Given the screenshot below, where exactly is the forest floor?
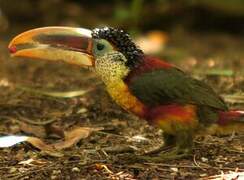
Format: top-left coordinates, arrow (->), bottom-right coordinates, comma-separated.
0,30 -> 243,179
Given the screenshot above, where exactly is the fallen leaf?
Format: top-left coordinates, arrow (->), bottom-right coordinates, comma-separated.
206,169 -> 244,180
18,158 -> 47,166
54,127 -> 102,150
127,135 -> 150,143
0,127 -> 103,157
37,90 -> 89,98
19,122 -> 47,138
17,86 -> 91,98
27,137 -> 56,152
95,163 -> 113,174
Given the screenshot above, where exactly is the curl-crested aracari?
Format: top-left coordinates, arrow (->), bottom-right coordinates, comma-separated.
8,26 -> 244,160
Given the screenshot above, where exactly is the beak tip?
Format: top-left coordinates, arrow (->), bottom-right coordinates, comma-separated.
8,45 -> 17,54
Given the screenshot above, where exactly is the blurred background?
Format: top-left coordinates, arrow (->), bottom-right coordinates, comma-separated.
1,0 -> 244,34
1,0 -> 244,66
1,0 -> 244,50
0,0 -> 244,91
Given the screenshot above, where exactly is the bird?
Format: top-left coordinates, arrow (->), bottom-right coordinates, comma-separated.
8,26 -> 244,160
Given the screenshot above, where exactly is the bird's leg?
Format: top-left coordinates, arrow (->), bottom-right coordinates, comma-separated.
162,131 -> 193,159
142,133 -> 175,155
138,131 -> 193,162
163,133 -> 176,147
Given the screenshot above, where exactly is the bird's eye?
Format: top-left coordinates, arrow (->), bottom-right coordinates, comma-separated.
96,43 -> 105,51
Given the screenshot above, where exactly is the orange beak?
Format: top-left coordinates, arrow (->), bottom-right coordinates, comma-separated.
8,26 -> 94,67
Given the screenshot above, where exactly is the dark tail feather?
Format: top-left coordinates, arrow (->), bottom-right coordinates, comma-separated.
205,110 -> 244,135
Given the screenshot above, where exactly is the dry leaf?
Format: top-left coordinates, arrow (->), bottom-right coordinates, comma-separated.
54,127 -> 101,150
18,158 -> 47,166
0,127 -> 103,157
17,86 -> 90,98
95,163 -> 113,174
19,122 -> 47,138
27,137 -> 55,152
18,121 -> 64,138
26,137 -> 62,157
206,169 -> 244,180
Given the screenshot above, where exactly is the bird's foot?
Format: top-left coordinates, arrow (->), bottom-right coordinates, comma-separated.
137,147 -> 192,162
143,144 -> 173,155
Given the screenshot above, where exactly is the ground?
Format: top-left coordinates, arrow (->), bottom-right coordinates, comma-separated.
0,31 -> 243,179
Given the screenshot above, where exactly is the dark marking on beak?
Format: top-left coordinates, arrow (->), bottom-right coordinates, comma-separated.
34,34 -> 92,54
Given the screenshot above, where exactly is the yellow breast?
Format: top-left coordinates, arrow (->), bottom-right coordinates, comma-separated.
106,80 -> 146,117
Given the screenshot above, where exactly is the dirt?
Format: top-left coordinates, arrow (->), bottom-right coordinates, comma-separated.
0,31 -> 243,179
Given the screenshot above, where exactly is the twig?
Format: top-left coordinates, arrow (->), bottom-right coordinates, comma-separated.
193,154 -> 206,171
15,114 -> 57,125
102,145 -> 136,154
3,159 -> 91,179
144,162 -> 244,171
0,114 -> 58,126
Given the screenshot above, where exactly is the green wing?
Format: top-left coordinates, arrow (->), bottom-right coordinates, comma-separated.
128,68 -> 228,111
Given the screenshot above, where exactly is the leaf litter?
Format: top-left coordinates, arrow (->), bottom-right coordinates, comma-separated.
0,126 -> 103,157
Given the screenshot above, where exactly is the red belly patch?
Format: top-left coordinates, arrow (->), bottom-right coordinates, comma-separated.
146,104 -> 198,134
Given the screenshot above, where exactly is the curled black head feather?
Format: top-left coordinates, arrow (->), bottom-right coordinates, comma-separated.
91,27 -> 144,67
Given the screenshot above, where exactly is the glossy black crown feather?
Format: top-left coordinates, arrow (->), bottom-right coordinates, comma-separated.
91,27 -> 144,67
